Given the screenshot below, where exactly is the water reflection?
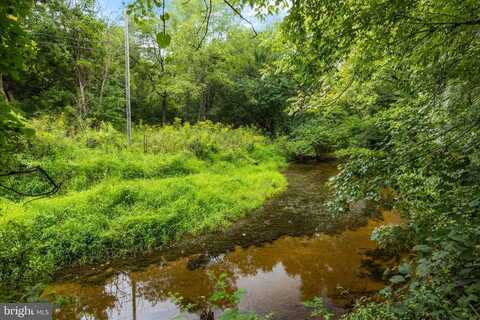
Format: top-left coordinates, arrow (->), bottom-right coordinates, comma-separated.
43,162 -> 401,320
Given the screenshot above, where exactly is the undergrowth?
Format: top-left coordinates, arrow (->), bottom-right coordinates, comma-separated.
0,118 -> 286,300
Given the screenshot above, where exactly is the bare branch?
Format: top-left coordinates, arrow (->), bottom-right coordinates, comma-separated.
0,166 -> 61,200
195,0 -> 212,50
223,0 -> 258,36
317,75 -> 354,109
195,0 -> 209,37
395,14 -> 480,28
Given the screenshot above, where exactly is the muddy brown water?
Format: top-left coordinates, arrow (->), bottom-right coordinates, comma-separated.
42,162 -> 401,320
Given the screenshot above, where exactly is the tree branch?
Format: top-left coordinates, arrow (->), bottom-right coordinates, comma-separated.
195,0 -> 212,50
223,0 -> 257,36
0,166 -> 61,199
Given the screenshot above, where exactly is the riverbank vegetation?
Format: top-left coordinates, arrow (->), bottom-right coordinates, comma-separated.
281,1 -> 480,319
0,119 -> 286,300
1,0 -> 480,318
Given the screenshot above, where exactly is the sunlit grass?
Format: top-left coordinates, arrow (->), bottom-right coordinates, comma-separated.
0,118 -> 286,298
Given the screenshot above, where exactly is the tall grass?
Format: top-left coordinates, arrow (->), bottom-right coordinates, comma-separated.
0,118 -> 286,299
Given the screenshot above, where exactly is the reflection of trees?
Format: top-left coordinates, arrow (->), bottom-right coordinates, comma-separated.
133,258 -> 239,313
123,212 -> 391,316
45,163 -> 401,319
47,216 -> 396,319
223,214 -> 392,305
43,282 -> 117,320
136,259 -> 217,308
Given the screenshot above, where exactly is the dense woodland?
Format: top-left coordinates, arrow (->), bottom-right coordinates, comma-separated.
1,0 -> 480,319
1,0 -> 295,135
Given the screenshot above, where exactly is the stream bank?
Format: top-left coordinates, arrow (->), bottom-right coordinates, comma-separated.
43,162 -> 401,320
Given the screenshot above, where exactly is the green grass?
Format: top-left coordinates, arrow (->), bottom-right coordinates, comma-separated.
0,118 -> 286,299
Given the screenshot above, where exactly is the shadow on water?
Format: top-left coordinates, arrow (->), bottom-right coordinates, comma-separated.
43,161 -> 401,320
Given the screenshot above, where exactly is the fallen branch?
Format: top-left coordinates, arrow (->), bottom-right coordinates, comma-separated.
0,166 -> 61,200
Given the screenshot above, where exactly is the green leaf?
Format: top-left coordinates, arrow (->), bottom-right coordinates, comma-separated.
447,232 -> 466,243
469,198 -> 480,207
417,258 -> 430,277
390,275 -> 406,284
398,263 -> 411,275
156,33 -> 171,49
160,13 -> 170,21
414,244 -> 432,254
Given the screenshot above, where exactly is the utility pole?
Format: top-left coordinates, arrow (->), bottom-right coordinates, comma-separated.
124,9 -> 132,145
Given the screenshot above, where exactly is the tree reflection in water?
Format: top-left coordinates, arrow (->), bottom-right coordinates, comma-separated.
43,163 -> 401,320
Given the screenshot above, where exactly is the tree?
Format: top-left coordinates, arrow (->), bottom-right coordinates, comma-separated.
279,0 -> 480,318
0,0 -> 35,167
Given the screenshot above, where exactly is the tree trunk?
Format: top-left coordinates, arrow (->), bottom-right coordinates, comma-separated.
198,86 -> 208,122
78,77 -> 87,115
161,91 -> 167,126
0,73 -> 5,99
98,55 -> 111,110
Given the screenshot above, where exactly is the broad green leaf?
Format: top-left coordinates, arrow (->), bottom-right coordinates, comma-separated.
390,275 -> 406,284
398,263 -> 411,275
160,13 -> 170,21
447,232 -> 466,243
156,33 -> 171,49
414,244 -> 432,254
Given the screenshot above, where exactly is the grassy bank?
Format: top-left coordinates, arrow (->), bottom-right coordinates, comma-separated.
0,119 -> 286,299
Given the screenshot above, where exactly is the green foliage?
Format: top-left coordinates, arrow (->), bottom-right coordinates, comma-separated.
209,273 -> 245,307
370,224 -> 413,255
0,121 -> 286,300
219,309 -> 271,320
172,273 -> 272,320
8,0 -> 124,124
279,113 -> 378,159
279,0 -> 480,318
156,32 -> 171,48
0,0 -> 35,169
4,0 -> 480,318
5,0 -> 296,132
303,297 -> 334,320
0,0 -> 34,77
0,98 -> 34,167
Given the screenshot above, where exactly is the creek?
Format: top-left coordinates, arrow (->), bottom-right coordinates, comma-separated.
43,162 -> 401,320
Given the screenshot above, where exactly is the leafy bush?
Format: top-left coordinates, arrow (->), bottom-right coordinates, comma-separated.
278,112 -> 381,160
0,97 -> 34,168
303,297 -> 334,320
